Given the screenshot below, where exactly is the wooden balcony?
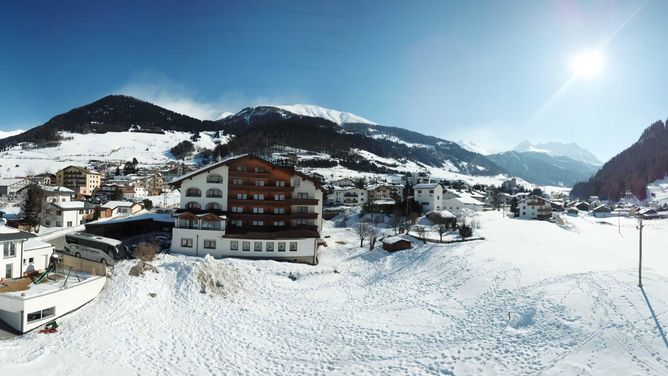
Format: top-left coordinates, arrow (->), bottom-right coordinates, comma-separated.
228,170 -> 271,178
228,212 -> 319,221
287,198 -> 319,205
228,184 -> 293,192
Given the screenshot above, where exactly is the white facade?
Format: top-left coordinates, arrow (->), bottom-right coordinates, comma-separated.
518,195 -> 553,220
179,165 -> 230,211
1,229 -> 53,279
413,183 -> 443,212
328,187 -> 368,207
43,201 -> 92,227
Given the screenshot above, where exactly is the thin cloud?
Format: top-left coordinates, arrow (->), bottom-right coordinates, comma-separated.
117,73 -> 309,120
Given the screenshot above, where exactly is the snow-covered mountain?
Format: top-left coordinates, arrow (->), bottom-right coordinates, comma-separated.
0,129 -> 23,140
270,104 -> 377,125
458,140 -> 492,155
513,141 -> 601,165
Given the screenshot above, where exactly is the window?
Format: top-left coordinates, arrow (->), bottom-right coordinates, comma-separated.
206,188 -> 222,198
277,242 -> 286,252
254,167 -> 265,173
253,194 -> 264,200
201,220 -> 221,230
79,209 -> 83,214
252,220 -> 264,226
232,220 -> 243,226
236,165 -> 247,171
186,202 -> 201,210
236,193 -> 247,199
274,194 -> 285,201
232,178 -> 243,185
206,202 -> 222,210
203,240 -> 216,249
242,241 -> 251,251
67,221 -> 73,227
181,238 -> 193,248
273,207 -> 285,214
27,307 -> 55,323
29,257 -> 34,263
289,242 -> 298,252
266,242 -> 274,252
430,190 -> 434,194
254,242 -> 262,252
207,174 -> 223,183
293,177 -> 300,187
3,242 -> 16,258
186,188 -> 201,197
275,180 -> 286,187
231,207 -> 243,213
273,221 -> 285,227
252,207 -> 264,214
298,192 -> 309,199
255,180 -> 265,186
230,241 -> 239,251
296,219 -> 308,225
297,206 -> 308,213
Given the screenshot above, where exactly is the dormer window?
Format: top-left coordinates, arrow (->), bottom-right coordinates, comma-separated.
207,174 -> 223,184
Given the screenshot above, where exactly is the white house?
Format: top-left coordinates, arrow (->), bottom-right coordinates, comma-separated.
442,188 -> 485,212
518,195 -> 553,220
0,178 -> 31,197
327,187 -> 368,207
43,201 -> 94,228
0,227 -> 54,279
169,154 -> 324,265
98,201 -> 144,218
413,183 -> 443,213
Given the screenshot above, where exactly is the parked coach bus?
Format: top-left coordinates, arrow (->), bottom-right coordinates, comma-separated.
63,232 -> 129,265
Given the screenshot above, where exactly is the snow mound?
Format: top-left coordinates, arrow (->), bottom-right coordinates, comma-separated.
195,255 -> 245,297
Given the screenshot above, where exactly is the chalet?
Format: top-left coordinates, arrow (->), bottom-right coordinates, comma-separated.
169,154 -> 324,265
442,188 -> 484,212
327,187 -> 368,207
637,208 -> 658,219
413,183 -> 443,212
55,166 -> 102,196
43,201 -> 94,227
575,202 -> 590,211
518,195 -> 552,220
592,205 -> 612,217
96,201 -> 144,219
0,178 -> 30,197
382,237 -> 412,252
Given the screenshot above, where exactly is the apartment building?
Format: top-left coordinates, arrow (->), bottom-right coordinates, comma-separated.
55,166 -> 102,196
169,154 -> 324,265
413,183 -> 443,212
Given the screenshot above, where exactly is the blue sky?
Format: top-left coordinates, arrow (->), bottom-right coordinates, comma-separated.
0,0 -> 663,160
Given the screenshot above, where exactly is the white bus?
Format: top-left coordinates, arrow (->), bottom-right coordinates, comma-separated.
63,232 -> 129,265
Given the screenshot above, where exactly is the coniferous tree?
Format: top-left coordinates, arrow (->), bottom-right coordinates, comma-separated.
21,185 -> 43,232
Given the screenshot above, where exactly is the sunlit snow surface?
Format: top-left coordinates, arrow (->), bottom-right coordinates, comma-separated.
2,212 -> 667,375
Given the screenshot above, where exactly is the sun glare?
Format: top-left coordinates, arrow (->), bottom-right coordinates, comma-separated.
570,50 -> 604,79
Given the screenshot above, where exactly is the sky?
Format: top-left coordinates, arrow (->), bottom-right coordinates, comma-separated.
0,0 -> 664,161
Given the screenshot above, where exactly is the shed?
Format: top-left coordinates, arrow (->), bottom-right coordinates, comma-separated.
382,237 -> 412,252
592,205 -> 612,217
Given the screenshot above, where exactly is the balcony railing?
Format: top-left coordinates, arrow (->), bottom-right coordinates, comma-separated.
228,184 -> 293,192
288,198 -> 319,205
228,170 -> 271,178
228,212 -> 319,220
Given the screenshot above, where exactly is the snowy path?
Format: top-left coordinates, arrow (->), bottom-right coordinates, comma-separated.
1,213 -> 668,375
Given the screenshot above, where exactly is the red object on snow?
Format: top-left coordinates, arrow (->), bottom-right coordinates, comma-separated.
39,328 -> 58,334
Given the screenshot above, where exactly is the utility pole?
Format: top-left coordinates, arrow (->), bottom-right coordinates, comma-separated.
637,217 -> 643,288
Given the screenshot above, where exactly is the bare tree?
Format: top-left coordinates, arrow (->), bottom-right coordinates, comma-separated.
356,221 -> 374,248
436,223 -> 449,243
368,226 -> 379,250
405,211 -> 420,233
389,208 -> 403,235
414,225 -> 428,244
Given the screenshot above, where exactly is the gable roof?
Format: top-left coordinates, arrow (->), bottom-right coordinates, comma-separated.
58,165 -> 102,175
51,201 -> 93,210
100,200 -> 140,210
413,183 -> 441,189
169,154 -> 323,188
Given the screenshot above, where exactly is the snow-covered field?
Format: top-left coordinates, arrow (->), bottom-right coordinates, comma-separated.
648,176 -> 668,205
0,131 -> 228,178
2,212 -> 668,375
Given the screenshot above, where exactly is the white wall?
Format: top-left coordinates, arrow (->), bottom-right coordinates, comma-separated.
179,165 -> 229,210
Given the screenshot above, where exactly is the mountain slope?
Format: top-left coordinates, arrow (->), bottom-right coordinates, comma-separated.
513,141 -> 601,165
272,104 -> 376,125
571,120 -> 668,200
0,95 -> 217,150
487,151 -> 599,187
215,107 -> 506,175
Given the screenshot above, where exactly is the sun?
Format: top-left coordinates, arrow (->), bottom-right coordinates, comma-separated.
570,50 -> 604,79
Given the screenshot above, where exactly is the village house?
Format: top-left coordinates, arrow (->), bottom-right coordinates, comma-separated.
55,166 -> 102,196
592,205 -> 612,217
575,201 -> 591,211
96,201 -> 144,219
31,173 -> 56,186
43,201 -> 95,227
17,185 -> 75,223
169,154 -> 324,265
368,183 -> 404,204
413,183 -> 443,212
518,194 -> 553,220
0,227 -> 54,279
327,186 -> 368,207
382,236 -> 412,252
442,188 -> 484,212
0,178 -> 31,197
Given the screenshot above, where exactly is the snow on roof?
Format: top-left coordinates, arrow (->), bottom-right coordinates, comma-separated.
0,178 -> 26,186
101,200 -> 138,209
413,183 -> 440,189
23,237 -> 54,251
382,236 -> 410,245
593,205 -> 611,211
40,185 -> 74,193
452,194 -> 484,205
52,201 -> 89,210
438,210 -> 456,218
